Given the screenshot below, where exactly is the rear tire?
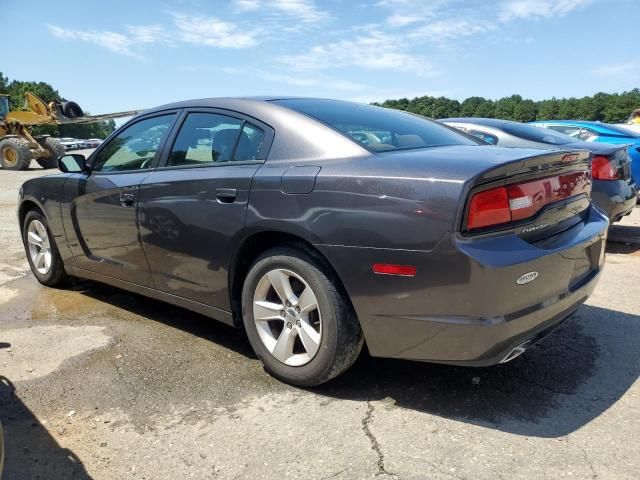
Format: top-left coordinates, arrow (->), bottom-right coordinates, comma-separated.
241,246 -> 363,386
0,137 -> 32,170
22,210 -> 69,287
36,137 -> 65,169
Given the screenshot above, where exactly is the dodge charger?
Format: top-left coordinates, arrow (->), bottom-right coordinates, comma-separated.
18,98 -> 608,386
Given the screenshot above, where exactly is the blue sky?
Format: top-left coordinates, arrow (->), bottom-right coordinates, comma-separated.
2,0 -> 639,115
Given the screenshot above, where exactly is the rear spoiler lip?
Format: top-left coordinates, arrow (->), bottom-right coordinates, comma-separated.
474,149 -> 591,184
587,143 -> 633,157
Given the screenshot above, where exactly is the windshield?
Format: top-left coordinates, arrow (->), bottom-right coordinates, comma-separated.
272,99 -> 480,152
501,122 -> 576,145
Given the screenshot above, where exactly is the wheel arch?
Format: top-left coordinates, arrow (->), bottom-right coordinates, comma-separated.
18,198 -> 46,233
228,230 -> 357,329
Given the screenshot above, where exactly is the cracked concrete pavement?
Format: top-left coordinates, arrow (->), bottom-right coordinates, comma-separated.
1,164 -> 640,479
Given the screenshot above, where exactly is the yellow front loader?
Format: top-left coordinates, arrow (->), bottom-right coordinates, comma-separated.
0,92 -> 140,170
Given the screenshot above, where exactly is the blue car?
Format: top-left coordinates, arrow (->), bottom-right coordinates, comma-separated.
530,120 -> 640,182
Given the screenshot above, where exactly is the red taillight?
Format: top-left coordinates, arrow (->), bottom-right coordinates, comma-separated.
466,171 -> 590,231
591,155 -> 619,180
467,187 -> 511,230
372,264 -> 417,277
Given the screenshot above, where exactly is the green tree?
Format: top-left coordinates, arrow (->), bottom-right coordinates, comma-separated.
7,80 -> 62,111
379,89 -> 640,123
513,99 -> 538,122
460,96 -> 486,117
537,98 -> 560,120
0,72 -> 8,94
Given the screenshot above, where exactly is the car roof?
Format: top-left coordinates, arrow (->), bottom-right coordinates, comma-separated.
531,120 -> 603,126
440,117 -> 519,128
143,96 -> 331,113
136,97 -> 369,161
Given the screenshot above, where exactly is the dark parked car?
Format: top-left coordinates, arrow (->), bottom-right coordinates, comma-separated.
442,118 -> 638,223
18,98 -> 608,386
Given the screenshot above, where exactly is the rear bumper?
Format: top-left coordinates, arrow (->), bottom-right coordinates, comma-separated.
592,178 -> 637,223
318,205 -> 608,366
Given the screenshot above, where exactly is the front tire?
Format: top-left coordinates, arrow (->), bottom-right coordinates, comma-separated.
37,137 -> 65,169
22,210 -> 69,287
0,137 -> 32,170
242,247 -> 363,386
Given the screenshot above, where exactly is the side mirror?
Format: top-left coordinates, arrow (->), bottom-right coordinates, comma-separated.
58,154 -> 87,173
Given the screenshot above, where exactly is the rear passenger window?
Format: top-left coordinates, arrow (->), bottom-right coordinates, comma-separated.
236,123 -> 265,160
167,113 -> 265,167
547,125 -> 581,138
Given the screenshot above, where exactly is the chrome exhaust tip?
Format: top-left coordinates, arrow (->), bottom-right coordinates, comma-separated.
500,340 -> 530,364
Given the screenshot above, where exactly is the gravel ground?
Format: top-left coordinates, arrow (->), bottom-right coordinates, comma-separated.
1,161 -> 639,479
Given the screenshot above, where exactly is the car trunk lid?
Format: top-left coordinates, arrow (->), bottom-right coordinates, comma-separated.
462,149 -> 592,241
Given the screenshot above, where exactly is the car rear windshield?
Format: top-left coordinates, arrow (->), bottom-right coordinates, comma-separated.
501,122 -> 576,145
272,99 -> 480,152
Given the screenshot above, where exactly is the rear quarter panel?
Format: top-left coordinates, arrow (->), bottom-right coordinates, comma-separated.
245,151 -> 469,252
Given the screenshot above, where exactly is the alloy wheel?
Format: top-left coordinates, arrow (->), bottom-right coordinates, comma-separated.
27,219 -> 52,275
253,268 -> 322,366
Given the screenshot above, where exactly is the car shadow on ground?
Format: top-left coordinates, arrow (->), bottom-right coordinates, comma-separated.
71,281 -> 257,360
72,281 -> 639,439
316,304 -> 640,438
0,374 -> 92,479
608,223 -> 640,251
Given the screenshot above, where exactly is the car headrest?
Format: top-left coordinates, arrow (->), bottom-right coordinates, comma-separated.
212,129 -> 239,162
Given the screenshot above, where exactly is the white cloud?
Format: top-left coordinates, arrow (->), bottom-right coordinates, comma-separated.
234,0 -> 261,10
376,0 -> 451,27
593,62 -> 639,77
499,0 -> 592,22
172,13 -> 259,48
48,13 -> 260,56
387,14 -> 420,27
281,31 -> 437,76
48,24 -> 136,56
233,0 -> 329,22
410,19 -> 494,40
127,24 -> 169,44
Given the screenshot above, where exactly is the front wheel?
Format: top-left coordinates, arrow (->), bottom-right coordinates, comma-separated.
22,210 -> 69,287
242,247 -> 363,386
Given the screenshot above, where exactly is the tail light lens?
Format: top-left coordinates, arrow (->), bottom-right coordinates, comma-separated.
591,155 -> 620,180
467,187 -> 510,230
466,171 -> 590,231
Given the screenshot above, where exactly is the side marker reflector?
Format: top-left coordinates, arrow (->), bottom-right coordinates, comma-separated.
372,264 -> 416,277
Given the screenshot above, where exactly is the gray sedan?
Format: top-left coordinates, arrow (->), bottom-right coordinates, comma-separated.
18,98 -> 607,386
441,118 -> 637,223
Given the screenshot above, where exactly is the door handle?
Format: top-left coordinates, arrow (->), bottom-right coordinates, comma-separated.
216,188 -> 237,203
119,192 -> 135,207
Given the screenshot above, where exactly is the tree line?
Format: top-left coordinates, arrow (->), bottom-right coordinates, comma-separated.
377,90 -> 640,123
0,71 -> 116,139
